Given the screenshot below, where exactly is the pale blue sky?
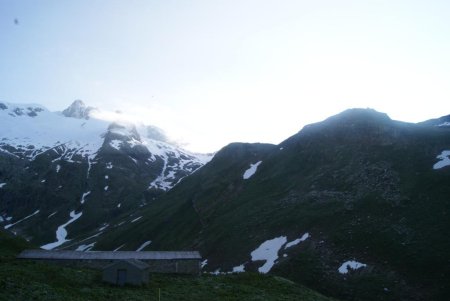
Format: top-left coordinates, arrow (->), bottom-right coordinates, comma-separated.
1,0 -> 450,152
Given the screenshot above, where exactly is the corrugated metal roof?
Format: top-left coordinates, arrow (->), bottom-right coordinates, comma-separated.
104,259 -> 150,270
17,249 -> 202,260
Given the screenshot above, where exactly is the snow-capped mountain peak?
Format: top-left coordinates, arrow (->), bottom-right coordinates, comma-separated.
0,100 -> 212,182
62,99 -> 97,120
0,100 -> 212,252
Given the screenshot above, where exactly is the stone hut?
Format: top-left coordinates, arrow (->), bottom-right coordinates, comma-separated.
102,259 -> 150,286
17,250 -> 202,274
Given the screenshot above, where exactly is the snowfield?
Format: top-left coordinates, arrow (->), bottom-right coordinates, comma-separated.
0,102 -> 212,191
250,236 -> 287,273
0,103 -> 106,161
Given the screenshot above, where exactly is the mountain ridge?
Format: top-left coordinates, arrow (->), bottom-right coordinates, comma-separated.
0,100 -> 212,251
92,107 -> 450,301
1,104 -> 450,300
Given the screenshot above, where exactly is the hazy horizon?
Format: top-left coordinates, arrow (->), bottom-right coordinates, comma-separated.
2,0 -> 450,152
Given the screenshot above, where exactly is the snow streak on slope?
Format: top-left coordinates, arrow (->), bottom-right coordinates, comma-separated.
41,210 -> 82,250
131,216 -> 142,223
80,191 -> 91,204
4,210 -> 40,229
433,150 -> 450,169
136,240 -> 152,251
243,161 -> 262,180
76,242 -> 96,251
285,233 -> 310,249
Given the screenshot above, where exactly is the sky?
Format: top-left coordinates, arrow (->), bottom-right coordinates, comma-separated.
1,0 -> 450,153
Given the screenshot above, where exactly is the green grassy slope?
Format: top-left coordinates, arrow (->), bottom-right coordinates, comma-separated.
94,109 -> 450,301
0,230 -> 337,301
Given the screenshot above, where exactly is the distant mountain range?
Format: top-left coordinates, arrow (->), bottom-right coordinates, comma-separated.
0,100 -> 211,248
1,102 -> 450,301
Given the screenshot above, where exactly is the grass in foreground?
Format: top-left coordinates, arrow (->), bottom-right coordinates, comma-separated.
0,259 -> 338,301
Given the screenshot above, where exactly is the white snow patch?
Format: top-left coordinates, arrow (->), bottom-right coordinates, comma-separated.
109,139 -> 122,150
201,259 -> 208,269
285,233 -> 310,249
211,269 -> 222,275
117,203 -> 121,208
114,244 -> 125,251
433,150 -> 450,169
56,164 -> 61,173
250,236 -> 287,273
105,175 -> 109,179
98,224 -> 109,231
80,191 -> 91,204
104,186 -> 108,191
41,179 -> 46,183
106,162 -> 113,169
40,210 -> 82,250
338,260 -> 367,274
243,161 -> 262,180
47,211 -> 57,218
76,242 -> 96,251
232,264 -> 245,273
131,216 -> 142,223
4,210 -> 40,229
136,240 -> 152,251
280,147 -> 284,150
0,183 -> 6,188
438,122 -> 450,127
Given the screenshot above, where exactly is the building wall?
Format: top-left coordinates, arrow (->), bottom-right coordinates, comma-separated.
143,259 -> 200,275
24,258 -> 200,274
102,262 -> 149,285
